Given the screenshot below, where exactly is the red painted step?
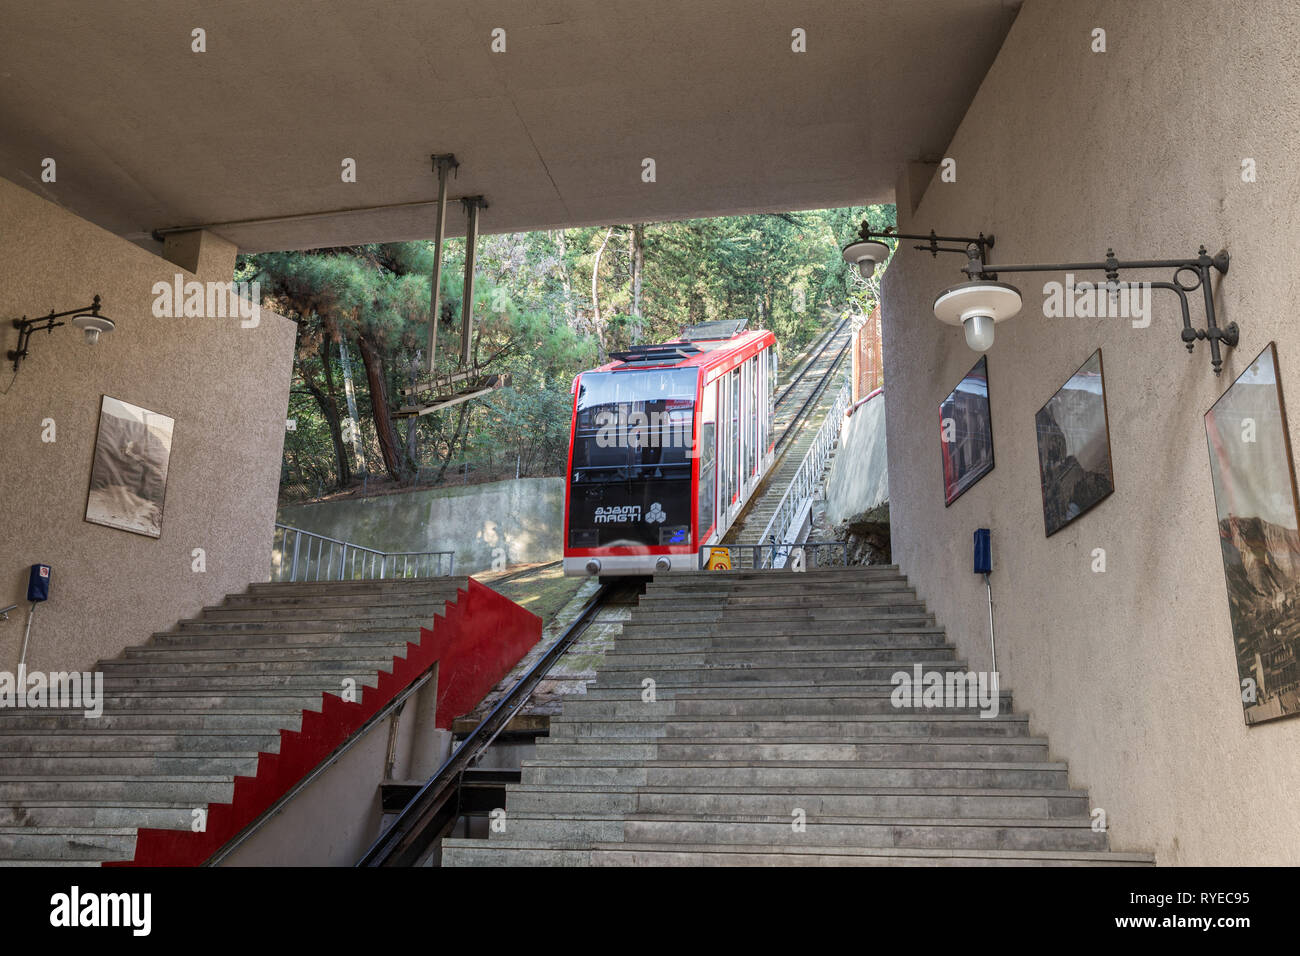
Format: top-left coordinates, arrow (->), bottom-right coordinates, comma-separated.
107,577 -> 540,867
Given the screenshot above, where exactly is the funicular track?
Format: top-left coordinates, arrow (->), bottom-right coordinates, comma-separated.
358,580 -> 639,866
721,317 -> 854,547
361,320 -> 856,866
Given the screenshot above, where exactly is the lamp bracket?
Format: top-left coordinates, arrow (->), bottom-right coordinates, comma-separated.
963,246 -> 1235,374
6,296 -> 105,373
858,221 -> 995,264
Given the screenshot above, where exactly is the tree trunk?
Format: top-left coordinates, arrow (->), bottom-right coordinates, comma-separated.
630,223 -> 644,343
404,355 -> 421,478
305,333 -> 351,488
435,401 -> 472,484
356,332 -> 407,483
302,369 -> 350,489
591,226 -> 614,359
337,335 -> 367,477
556,229 -> 576,328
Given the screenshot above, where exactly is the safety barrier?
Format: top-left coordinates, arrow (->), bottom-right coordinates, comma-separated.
271,524 -> 454,581
753,380 -> 852,565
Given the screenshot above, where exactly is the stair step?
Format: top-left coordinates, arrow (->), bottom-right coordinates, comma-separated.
520,759 -> 1070,790
200,603 -> 447,622
532,737 -> 1049,762
98,657 -> 398,676
563,693 -> 1014,717
608,633 -> 950,651
0,731 -> 283,752
0,712 -> 302,731
590,662 -> 968,685
603,647 -> 959,666
0,827 -> 137,860
0,802 -> 203,829
246,578 -> 467,597
501,811 -> 1110,851
0,776 -> 236,803
549,715 -> 1026,739
0,753 -> 262,775
147,630 -> 419,648
616,620 -> 936,637
124,643 -> 411,662
505,784 -> 1086,818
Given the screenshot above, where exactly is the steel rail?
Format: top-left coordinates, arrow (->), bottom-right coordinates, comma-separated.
775,330 -> 852,453
774,315 -> 851,410
356,581 -> 617,867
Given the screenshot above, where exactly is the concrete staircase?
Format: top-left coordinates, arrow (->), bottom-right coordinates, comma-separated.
442,567 -> 1154,866
0,577 -> 473,866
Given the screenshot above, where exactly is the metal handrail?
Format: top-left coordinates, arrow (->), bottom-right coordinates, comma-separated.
271,524 -> 455,582
698,540 -> 849,571
845,385 -> 884,417
755,380 -> 851,565
358,581 -> 618,866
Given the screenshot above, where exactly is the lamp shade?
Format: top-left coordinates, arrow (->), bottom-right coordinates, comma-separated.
934,281 -> 1021,352
841,239 -> 892,276
72,313 -> 115,345
932,281 -> 1023,326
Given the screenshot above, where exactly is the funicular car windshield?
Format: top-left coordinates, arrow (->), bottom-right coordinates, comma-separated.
568,367 -> 697,548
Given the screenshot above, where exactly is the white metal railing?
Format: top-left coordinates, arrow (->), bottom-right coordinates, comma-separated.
754,380 -> 852,567
271,524 -> 455,582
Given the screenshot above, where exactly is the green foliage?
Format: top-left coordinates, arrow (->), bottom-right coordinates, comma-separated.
245,204 -> 890,498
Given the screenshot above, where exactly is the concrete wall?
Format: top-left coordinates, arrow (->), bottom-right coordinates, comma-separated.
220,681 -> 452,867
825,395 -> 889,530
0,176 -> 296,674
880,0 -> 1300,865
278,477 -> 564,576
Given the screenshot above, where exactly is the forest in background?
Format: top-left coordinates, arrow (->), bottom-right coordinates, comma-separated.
240,203 -> 893,501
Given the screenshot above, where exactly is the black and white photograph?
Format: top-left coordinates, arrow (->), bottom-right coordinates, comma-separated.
1035,349 -> 1115,536
84,396 -> 175,538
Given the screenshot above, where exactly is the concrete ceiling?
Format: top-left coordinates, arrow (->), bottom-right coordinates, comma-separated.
0,0 -> 1019,252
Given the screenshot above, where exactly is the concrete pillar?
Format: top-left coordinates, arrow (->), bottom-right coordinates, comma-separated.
405,664 -> 453,780
894,161 -> 938,231
160,229 -> 237,279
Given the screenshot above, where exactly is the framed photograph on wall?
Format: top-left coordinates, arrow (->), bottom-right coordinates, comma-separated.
85,396 -> 175,538
1205,342 -> 1300,726
1035,349 -> 1115,536
940,355 -> 994,506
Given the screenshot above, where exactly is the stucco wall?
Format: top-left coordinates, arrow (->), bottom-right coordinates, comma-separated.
0,176 -> 296,674
277,477 -> 564,576
825,395 -> 889,530
880,0 -> 1300,865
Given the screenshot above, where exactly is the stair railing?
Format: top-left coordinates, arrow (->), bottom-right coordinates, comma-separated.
754,379 -> 852,566
271,524 -> 455,582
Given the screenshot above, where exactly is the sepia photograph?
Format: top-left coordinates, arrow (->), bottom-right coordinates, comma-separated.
1205,343 -> 1300,725
1035,349 -> 1115,536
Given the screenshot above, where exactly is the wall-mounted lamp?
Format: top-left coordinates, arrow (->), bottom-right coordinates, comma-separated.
842,223 -> 995,280
7,295 -> 114,373
934,280 -> 1023,352
951,243 -> 1235,374
846,216 -> 1237,375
